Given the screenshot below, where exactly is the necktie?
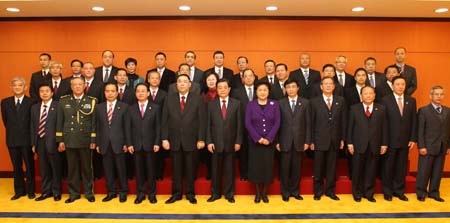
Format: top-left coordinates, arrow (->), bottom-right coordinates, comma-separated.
104,68 -> 110,82
107,103 -> 113,125
140,103 -> 145,118
248,87 -> 253,101
400,64 -> 405,74
397,97 -> 403,116
338,74 -> 344,86
436,106 -> 442,114
291,99 -> 296,113
119,88 -> 124,101
85,82 -> 90,94
303,70 -> 309,85
42,71 -> 47,78
180,96 -> 186,112
53,80 -> 58,94
38,105 -> 47,138
269,77 -> 273,85
217,68 -> 222,78
370,75 -> 375,88
152,90 -> 156,101
326,98 -> 332,110
365,106 -> 371,117
15,99 -> 21,110
221,100 -> 227,120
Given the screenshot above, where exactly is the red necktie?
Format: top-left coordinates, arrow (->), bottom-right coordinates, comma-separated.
221,100 -> 227,120
119,88 -> 124,101
53,81 -> 58,94
85,82 -> 90,94
152,90 -> 156,101
140,103 -> 145,118
326,98 -> 332,110
365,106 -> 371,117
180,96 -> 186,112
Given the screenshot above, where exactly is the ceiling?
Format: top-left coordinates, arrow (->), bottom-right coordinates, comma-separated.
0,0 -> 449,18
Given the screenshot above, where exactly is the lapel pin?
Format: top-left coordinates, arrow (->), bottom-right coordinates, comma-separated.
375,107 -> 378,111
336,102 -> 339,105
298,102 -> 302,106
270,101 -> 274,105
148,106 -> 152,110
406,102 -> 409,105
117,106 -> 121,110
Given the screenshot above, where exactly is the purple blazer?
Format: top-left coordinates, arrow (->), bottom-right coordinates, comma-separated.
245,99 -> 281,143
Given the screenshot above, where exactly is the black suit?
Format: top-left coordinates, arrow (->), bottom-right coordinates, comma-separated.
94,66 -> 119,83
96,101 -> 130,196
394,64 -> 417,95
118,85 -> 136,106
347,103 -> 388,198
278,96 -> 311,198
344,86 -> 363,108
206,98 -> 242,198
192,67 -> 204,84
145,68 -> 177,93
52,79 -> 71,101
366,72 -> 385,88
1,96 -> 35,196
129,101 -> 161,199
259,76 -> 285,100
162,93 -> 206,199
30,70 -> 51,103
30,100 -> 61,196
231,72 -> 259,90
289,68 -> 321,99
204,67 -> 233,81
310,95 -> 347,196
375,80 -> 393,102
149,89 -> 168,179
85,79 -> 105,104
380,94 -> 417,196
334,72 -> 355,89
416,104 -> 450,198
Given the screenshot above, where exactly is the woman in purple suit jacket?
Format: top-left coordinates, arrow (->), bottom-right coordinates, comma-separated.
245,81 -> 281,203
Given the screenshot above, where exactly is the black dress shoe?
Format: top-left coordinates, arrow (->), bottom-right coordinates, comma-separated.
417,196 -> 425,202
326,193 -> 340,201
149,197 -> 157,204
354,197 -> 361,202
394,194 -> 409,201
54,195 -> 61,201
262,195 -> 269,203
87,197 -> 95,202
207,196 -> 220,202
313,195 -> 321,201
292,194 -> 303,200
35,193 -> 53,201
226,197 -> 235,203
165,196 -> 181,204
282,196 -> 289,202
134,196 -> 145,204
102,194 -> 117,202
65,196 -> 81,203
429,196 -> 445,202
366,197 -> 376,202
384,195 -> 392,201
28,194 -> 36,199
119,195 -> 127,203
10,193 -> 25,200
254,194 -> 261,203
188,197 -> 197,204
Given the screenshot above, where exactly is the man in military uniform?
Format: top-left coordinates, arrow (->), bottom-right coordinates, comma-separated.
56,77 -> 97,203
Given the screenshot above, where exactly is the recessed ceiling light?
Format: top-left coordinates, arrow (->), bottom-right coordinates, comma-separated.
178,5 -> 191,11
92,6 -> 105,12
265,6 -> 278,11
352,7 -> 365,12
435,8 -> 448,13
6,7 -> 20,12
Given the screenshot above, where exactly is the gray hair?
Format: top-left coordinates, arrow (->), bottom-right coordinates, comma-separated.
10,76 -> 26,86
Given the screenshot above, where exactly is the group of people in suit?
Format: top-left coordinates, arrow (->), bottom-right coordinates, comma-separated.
1,47 -> 449,206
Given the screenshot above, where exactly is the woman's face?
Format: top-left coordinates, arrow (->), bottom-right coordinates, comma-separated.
206,75 -> 218,89
256,84 -> 269,100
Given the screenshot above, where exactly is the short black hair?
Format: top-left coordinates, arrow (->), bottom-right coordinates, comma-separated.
236,56 -> 248,63
276,63 -> 288,71
264,59 -> 276,66
38,83 -> 53,93
322,64 -> 336,73
354,67 -> 368,77
135,83 -> 149,92
185,51 -> 196,59
364,57 -> 377,64
360,85 -> 375,94
104,82 -> 118,91
392,76 -> 406,85
394,47 -> 407,53
255,81 -> 271,93
115,68 -> 127,75
178,63 -> 190,71
155,52 -> 167,59
70,59 -> 83,67
102,50 -> 115,58
40,53 -> 51,60
125,57 -> 137,66
177,74 -> 191,82
320,76 -> 335,85
384,65 -> 400,75
216,78 -> 231,88
213,50 -> 224,58
284,78 -> 299,88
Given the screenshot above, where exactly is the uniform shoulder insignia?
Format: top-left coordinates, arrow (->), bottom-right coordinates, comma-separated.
60,95 -> 70,99
87,96 -> 98,101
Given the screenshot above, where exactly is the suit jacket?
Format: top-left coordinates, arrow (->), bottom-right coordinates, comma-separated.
192,67 -> 204,84
366,72 -> 385,88
94,66 -> 119,83
161,93 -> 206,151
86,79 -> 105,103
204,67 -> 234,81
129,101 -> 161,152
393,64 -> 417,95
30,101 -> 58,153
168,82 -> 201,95
206,98 -> 243,152
145,68 -> 177,93
52,78 -> 71,101
149,89 -> 167,107
259,76 -> 285,100
347,103 -> 389,154
334,72 -> 355,89
381,94 -> 417,148
245,99 -> 280,144
310,95 -> 347,151
1,96 -> 32,147
417,104 -> 450,155
344,86 -> 362,108
278,97 -> 311,151
375,80 -> 393,102
231,73 -> 259,89
96,101 -> 131,154
310,81 -> 344,98
30,70 -> 52,103
118,85 -> 136,105
289,68 -> 321,99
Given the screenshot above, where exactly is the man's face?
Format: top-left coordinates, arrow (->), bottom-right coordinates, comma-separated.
71,61 -> 82,74
355,70 -> 367,85
148,72 -> 161,88
178,65 -> 190,75
71,78 -> 85,95
214,53 -> 224,67
126,62 -> 136,74
285,82 -> 299,97
39,86 -> 53,102
50,64 -> 61,77
155,55 -> 166,68
392,79 -> 406,95
185,52 -> 196,66
217,82 -> 230,98
177,76 -> 191,94
237,58 -> 248,72
386,68 -> 400,82
104,84 -> 118,102
102,51 -> 114,67
300,54 -> 310,68
82,63 -> 95,78
11,80 -> 26,96
361,87 -> 375,104
243,70 -> 255,86
430,89 -> 445,105
395,48 -> 406,63
322,67 -> 335,78
114,70 -> 128,85
275,66 -> 288,81
40,55 -> 51,69
364,59 -> 376,73
335,56 -> 347,72
320,78 -> 335,94
265,62 -> 275,75
135,85 -> 150,101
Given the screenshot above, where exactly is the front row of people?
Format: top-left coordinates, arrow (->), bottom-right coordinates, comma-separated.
1,73 -> 449,205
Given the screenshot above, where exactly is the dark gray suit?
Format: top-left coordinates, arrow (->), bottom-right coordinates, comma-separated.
289,68 -> 321,99
394,64 -> 417,95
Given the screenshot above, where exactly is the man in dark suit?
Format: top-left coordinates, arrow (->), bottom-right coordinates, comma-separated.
276,78 -> 311,202
30,53 -> 52,103
69,59 -> 83,79
168,63 -> 201,95
416,86 -> 450,202
393,47 -> 417,95
334,55 -> 355,90
145,52 -> 177,92
364,57 -> 385,89
230,69 -> 257,181
203,51 -> 233,88
94,50 -> 118,84
128,83 -> 161,204
310,77 -> 346,201
272,63 -> 290,99
375,65 -> 400,102
231,56 -> 251,89
345,68 -> 367,108
95,83 -> 131,203
259,60 -> 285,100
185,51 -> 204,84
1,77 -> 35,200
206,79 -> 242,203
115,68 -> 136,105
48,61 -> 70,101
162,74 -> 206,204
289,53 -> 322,99
310,64 -> 344,98
30,84 -> 62,201
381,76 -> 417,202
347,86 -> 388,202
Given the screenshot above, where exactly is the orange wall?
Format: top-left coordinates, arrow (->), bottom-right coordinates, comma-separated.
0,19 -> 449,172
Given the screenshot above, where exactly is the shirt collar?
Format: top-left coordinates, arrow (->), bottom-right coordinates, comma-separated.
139,100 -> 148,108
179,92 -> 189,99
15,95 -> 24,102
219,96 -> 229,105
288,95 -> 298,102
362,102 -> 374,111
431,102 -> 441,110
322,94 -> 333,102
394,92 -> 404,100
107,99 -> 117,108
74,94 -> 84,100
42,99 -> 52,108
